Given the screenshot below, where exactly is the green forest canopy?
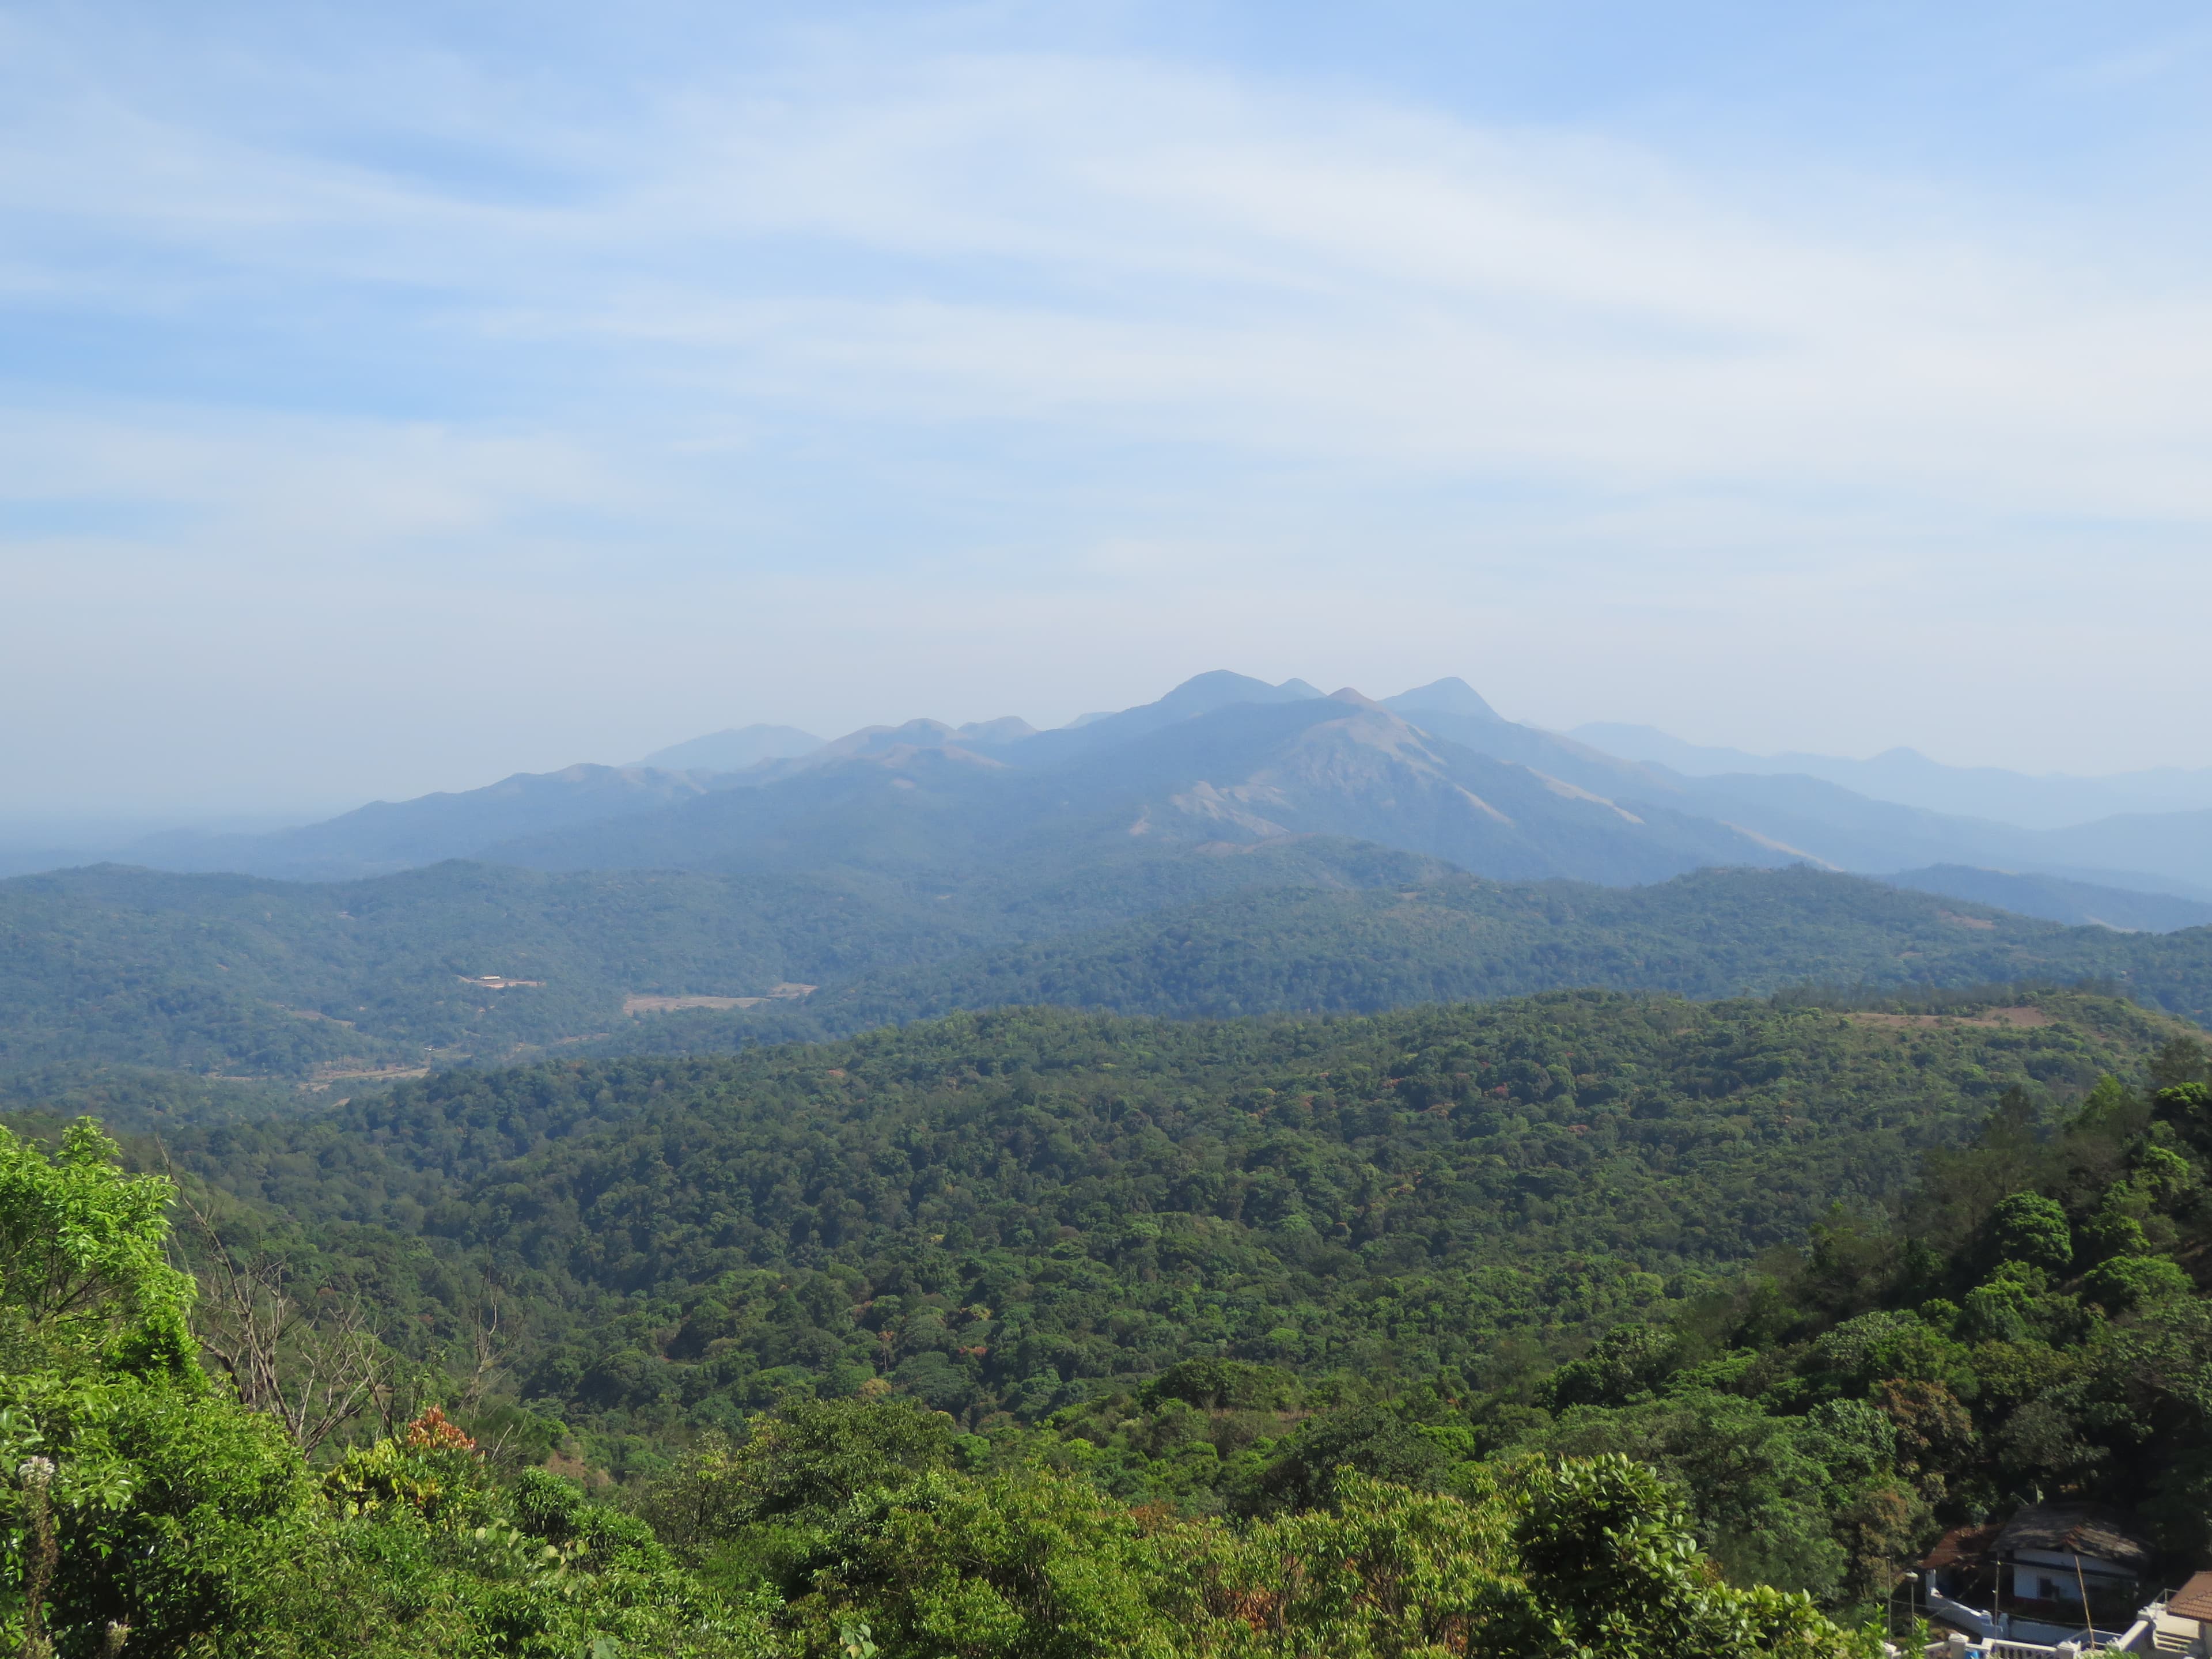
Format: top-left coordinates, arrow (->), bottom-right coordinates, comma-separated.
0,1105 -> 1883,1657
5,988 -> 2210,1651
5,857 -> 2209,1089
129,990 -> 2184,1456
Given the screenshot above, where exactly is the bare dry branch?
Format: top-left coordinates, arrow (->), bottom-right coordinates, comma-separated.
162,1150 -> 392,1455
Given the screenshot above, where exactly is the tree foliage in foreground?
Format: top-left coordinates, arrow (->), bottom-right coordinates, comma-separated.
0,1118 -> 766,1657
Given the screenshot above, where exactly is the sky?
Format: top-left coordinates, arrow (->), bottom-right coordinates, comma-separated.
6,0 -> 2212,817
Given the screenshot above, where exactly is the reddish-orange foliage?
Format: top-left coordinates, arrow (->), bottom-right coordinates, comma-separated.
403,1406 -> 479,1456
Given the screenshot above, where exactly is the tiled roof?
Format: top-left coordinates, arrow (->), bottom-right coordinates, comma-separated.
2169,1572 -> 2212,1623
1923,1524 -> 2003,1571
1990,1506 -> 2156,1575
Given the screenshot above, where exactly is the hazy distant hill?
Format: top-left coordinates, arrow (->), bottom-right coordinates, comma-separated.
1305,684 -> 2212,897
1881,863 -> 2212,933
636,723 -> 822,770
487,688 -> 1802,887
2026,806 -> 2212,892
1013,670 -> 1326,763
0,812 -> 327,881
116,764 -> 731,882
1664,779 -> 2212,899
1382,679 -> 1676,802
1577,721 -> 2212,828
26,671 -> 2212,899
1381,701 -> 2202,896
1656,770 -> 2024,872
1380,675 -> 1501,721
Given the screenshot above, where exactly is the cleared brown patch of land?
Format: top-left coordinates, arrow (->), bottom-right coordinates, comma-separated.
305,1064 -> 433,1092
624,994 -> 760,1014
624,984 -> 817,1016
1846,1005 -> 2052,1031
1937,910 -> 1999,931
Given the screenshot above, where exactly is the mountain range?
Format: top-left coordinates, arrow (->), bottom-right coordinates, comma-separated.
635,723 -> 823,771
9,668 -> 2212,1101
58,670 -> 2212,926
1577,720 -> 2212,829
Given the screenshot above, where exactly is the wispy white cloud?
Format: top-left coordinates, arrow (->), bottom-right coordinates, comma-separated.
21,38 -> 2209,509
3,4 -> 2212,801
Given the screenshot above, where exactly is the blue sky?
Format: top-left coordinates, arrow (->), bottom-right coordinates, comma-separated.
6,0 -> 2212,812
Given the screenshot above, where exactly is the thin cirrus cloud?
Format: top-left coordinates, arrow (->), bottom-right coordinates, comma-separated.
2,3 -> 2211,812
14,30 -> 2203,502
577,58 -> 2212,513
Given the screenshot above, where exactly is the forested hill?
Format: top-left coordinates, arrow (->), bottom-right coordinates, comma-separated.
138,988 -> 2188,1472
649,868 -> 2212,1042
6,854 -> 2211,1091
0,836 -> 1438,1086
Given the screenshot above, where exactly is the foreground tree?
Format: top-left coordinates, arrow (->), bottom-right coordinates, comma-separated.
0,1120 -> 773,1657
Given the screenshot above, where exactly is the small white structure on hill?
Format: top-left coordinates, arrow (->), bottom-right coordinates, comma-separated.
1921,1504 -> 2161,1646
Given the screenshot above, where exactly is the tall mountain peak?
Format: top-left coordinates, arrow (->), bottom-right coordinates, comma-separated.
638,724 -> 823,772
1153,671 -> 1321,715
1382,679 -> 1501,722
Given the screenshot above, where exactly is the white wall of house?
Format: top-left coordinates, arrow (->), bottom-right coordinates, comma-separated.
2008,1552 -> 2136,1605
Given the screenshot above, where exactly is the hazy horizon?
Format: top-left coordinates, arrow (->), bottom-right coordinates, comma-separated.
11,666 -> 2212,834
9,1 -> 2212,814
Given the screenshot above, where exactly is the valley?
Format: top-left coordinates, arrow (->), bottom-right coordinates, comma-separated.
8,668 -> 2212,1654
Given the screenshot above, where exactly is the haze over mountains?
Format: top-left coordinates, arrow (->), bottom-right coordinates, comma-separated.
1578,720 -> 2212,830
12,843 -> 2212,1097
8,665 -> 2212,1102
41,668 -> 2212,927
635,724 -> 823,772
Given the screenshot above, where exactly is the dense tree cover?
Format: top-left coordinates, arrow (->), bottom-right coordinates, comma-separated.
683,1037 -> 2212,1627
116,990 -> 2181,1486
0,838 -> 1473,1080
1434,1040 -> 2212,1618
5,994 -> 2203,1647
0,857 -> 946,1080
1001,1048 -> 2212,1512
770,869 -> 2212,1033
0,1118 -> 1877,1656
0,1067 -> 297,1136
6,855 -> 2209,1085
